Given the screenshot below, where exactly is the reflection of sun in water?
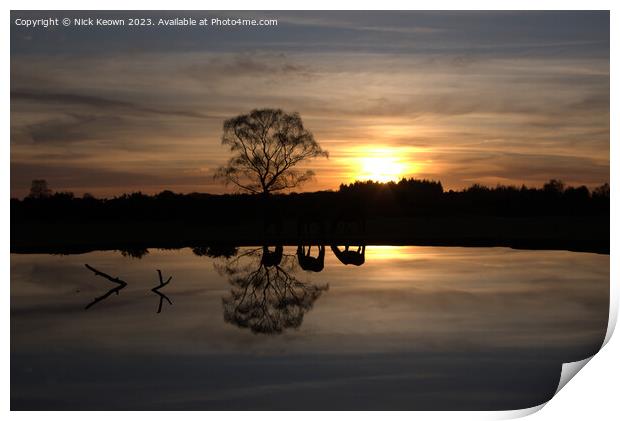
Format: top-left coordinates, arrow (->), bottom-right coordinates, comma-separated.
354,148 -> 416,182
365,246 -> 414,261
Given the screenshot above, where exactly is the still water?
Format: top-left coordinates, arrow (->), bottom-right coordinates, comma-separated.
11,246 -> 609,410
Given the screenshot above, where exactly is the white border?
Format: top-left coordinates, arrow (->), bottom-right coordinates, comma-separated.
3,1 -> 617,420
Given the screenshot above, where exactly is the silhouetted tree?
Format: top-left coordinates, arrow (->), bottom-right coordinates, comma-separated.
215,109 -> 328,196
52,191 -> 74,200
544,179 -> 565,196
28,179 -> 51,199
593,183 -> 610,198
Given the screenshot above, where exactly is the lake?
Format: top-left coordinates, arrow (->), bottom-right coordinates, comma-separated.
10,246 -> 609,410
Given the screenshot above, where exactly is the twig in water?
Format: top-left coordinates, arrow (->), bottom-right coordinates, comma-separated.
84,264 -> 127,310
152,269 -> 173,313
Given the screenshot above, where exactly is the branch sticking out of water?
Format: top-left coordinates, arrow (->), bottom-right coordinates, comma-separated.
84,264 -> 127,310
152,269 -> 172,313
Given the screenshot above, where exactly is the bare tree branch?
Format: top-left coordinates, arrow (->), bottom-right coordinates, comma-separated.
152,269 -> 173,313
84,264 -> 127,310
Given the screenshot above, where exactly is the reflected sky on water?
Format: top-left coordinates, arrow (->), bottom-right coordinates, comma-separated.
11,246 -> 608,410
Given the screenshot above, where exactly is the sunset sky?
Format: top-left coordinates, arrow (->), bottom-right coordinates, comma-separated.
10,11 -> 609,198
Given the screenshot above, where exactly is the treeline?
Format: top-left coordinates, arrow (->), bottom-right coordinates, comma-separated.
11,178 -> 610,225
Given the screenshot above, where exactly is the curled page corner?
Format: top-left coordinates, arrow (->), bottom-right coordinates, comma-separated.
603,291 -> 618,347
492,356 -> 595,420
493,402 -> 547,420
554,356 -> 594,396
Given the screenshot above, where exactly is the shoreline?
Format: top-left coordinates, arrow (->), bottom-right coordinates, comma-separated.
11,216 -> 609,255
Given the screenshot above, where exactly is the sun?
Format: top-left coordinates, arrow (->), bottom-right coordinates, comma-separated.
355,148 -> 411,182
359,156 -> 404,182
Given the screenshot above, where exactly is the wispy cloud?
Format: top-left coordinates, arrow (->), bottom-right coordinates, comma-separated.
12,90 -> 217,120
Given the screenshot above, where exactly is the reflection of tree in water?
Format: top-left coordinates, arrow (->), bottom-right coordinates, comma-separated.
192,245 -> 238,259
220,247 -> 328,335
118,247 -> 149,259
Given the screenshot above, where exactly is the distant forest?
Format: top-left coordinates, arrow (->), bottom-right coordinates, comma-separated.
11,178 -> 610,224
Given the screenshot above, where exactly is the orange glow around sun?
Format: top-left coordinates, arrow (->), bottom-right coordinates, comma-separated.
352,147 -> 418,183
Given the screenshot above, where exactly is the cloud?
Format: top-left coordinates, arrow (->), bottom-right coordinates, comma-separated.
21,114 -> 122,144
186,52 -> 316,80
416,149 -> 609,189
11,90 -> 217,120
